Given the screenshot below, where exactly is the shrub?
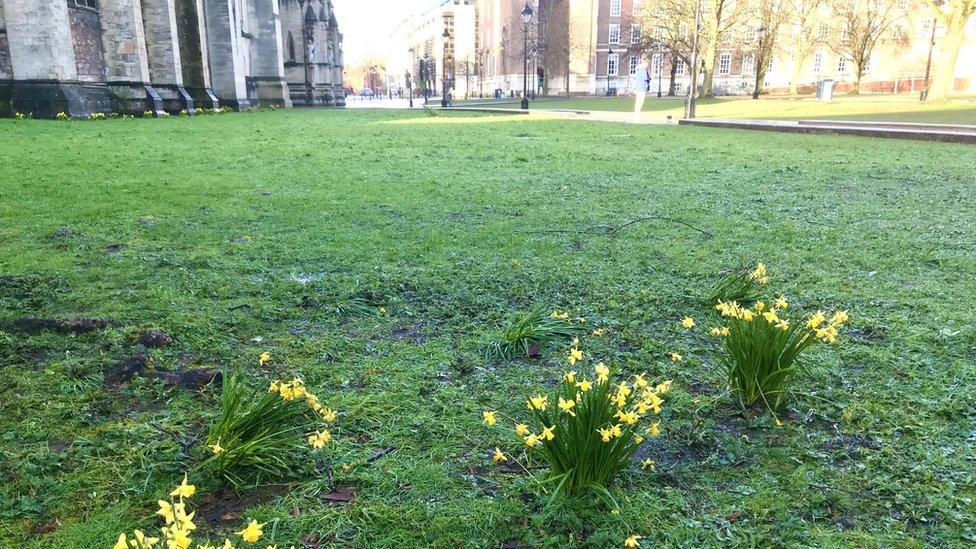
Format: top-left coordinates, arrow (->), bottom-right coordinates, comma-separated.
113,473 -> 263,548
204,370 -> 337,487
709,297 -> 849,412
704,262 -> 768,305
484,342 -> 670,495
485,308 -> 586,360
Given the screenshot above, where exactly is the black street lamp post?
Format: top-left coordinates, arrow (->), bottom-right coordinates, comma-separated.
442,28 -> 452,107
606,47 -> 614,96
520,3 -> 533,110
406,70 -> 413,108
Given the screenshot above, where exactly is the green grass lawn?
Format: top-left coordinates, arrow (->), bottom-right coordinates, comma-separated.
1,110 -> 975,547
480,95 -> 976,125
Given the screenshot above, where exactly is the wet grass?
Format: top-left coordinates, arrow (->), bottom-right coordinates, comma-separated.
0,109 -> 974,547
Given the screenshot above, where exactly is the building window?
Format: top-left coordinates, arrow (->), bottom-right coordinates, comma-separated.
742,54 -> 754,75
69,0 -> 98,9
633,0 -> 643,15
651,53 -> 661,76
609,24 -> 621,44
837,57 -> 847,73
675,59 -> 686,75
718,52 -> 731,75
631,25 -> 642,43
608,53 -> 619,76
813,52 -> 824,73
921,19 -> 932,36
891,24 -> 905,39
818,21 -> 829,38
896,0 -> 908,8
629,55 -> 639,75
767,56 -> 775,74
610,0 -> 622,17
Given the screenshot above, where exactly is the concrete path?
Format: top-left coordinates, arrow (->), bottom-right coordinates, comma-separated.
679,118 -> 976,144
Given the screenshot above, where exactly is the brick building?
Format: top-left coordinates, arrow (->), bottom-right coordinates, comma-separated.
0,0 -> 345,118
386,0 -> 477,99
452,0 -> 976,97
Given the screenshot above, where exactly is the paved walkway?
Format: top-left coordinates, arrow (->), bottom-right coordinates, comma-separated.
679,118 -> 976,144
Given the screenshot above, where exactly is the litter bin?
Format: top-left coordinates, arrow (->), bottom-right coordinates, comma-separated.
816,79 -> 835,101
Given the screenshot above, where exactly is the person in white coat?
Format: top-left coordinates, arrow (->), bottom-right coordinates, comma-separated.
632,56 -> 652,117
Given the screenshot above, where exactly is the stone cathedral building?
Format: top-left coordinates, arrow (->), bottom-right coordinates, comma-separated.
0,0 -> 344,118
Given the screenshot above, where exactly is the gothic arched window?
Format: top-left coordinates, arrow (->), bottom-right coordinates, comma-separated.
69,0 -> 99,9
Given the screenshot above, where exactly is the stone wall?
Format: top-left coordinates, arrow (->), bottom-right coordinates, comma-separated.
0,0 -> 11,79
69,6 -> 106,82
175,0 -> 207,89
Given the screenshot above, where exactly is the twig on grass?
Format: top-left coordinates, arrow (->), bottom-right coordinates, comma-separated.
529,215 -> 713,237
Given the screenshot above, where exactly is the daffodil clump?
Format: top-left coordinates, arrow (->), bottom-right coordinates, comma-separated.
114,474 -> 264,548
205,362 -> 338,486
705,262 -> 769,305
705,294 -> 850,411
484,341 -> 670,493
55,111 -> 70,121
485,307 -> 586,360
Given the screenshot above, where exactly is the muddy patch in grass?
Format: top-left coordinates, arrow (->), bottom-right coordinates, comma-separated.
7,316 -> 120,335
195,484 -> 291,530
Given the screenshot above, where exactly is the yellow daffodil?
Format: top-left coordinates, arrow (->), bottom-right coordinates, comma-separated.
648,421 -> 660,437
222,539 -> 235,549
558,397 -> 576,416
236,519 -> 264,543
319,407 -> 337,422
131,530 -> 157,547
378,306 -> 387,315
592,328 -> 607,336
268,380 -> 279,393
162,525 -> 192,549
595,362 -> 610,383
776,319 -> 790,331
114,533 -> 128,549
541,425 -> 556,441
741,309 -> 755,322
830,310 -> 850,326
774,296 -> 789,309
774,418 -> 783,427
762,310 -> 779,323
568,347 -> 583,366
681,316 -> 695,329
157,500 -> 175,524
633,435 -> 644,444
563,371 -> 577,383
633,373 -> 648,387
807,310 -> 826,329
170,473 -> 196,499
210,439 -> 224,455
492,447 -> 507,464
610,424 -> 622,438
669,352 -> 682,362
515,423 -> 530,436
641,459 -> 655,471
576,378 -> 593,392
482,411 -> 497,426
597,427 -> 614,443
308,430 -> 331,449
625,534 -> 642,548
259,352 -> 271,366
528,394 -> 549,411
524,433 -> 539,447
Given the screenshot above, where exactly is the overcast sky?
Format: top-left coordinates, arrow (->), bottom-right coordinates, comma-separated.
333,0 -> 441,66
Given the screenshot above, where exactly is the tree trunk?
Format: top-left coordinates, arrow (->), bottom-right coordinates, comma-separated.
851,70 -> 862,95
927,14 -> 966,102
701,43 -> 717,98
753,66 -> 767,99
668,60 -> 677,96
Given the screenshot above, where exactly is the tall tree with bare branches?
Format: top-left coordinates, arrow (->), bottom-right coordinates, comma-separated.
829,0 -> 906,94
921,0 -> 976,101
784,0 -> 827,95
